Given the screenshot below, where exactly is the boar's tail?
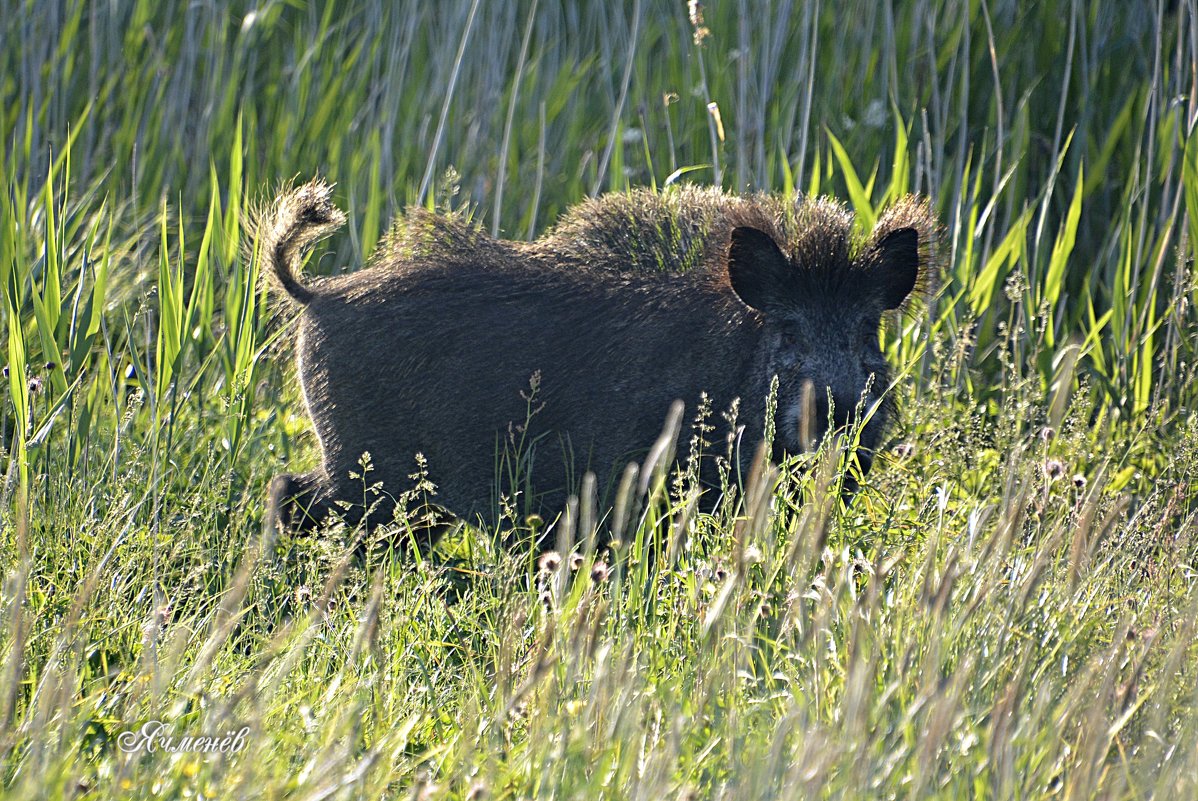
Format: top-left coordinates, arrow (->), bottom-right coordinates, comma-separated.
257,179 -> 347,306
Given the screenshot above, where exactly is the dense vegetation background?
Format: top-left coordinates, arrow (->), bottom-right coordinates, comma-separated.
2,1 -> 1196,798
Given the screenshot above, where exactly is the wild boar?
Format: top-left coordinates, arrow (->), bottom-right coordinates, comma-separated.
259,181 -> 937,543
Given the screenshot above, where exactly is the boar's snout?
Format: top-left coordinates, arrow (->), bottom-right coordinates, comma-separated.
789,375 -> 882,453
811,387 -> 855,432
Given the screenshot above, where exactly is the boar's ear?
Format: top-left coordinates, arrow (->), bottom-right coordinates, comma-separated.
874,227 -> 920,309
727,226 -> 792,312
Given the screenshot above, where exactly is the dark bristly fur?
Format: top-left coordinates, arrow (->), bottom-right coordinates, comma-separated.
260,181 -> 939,544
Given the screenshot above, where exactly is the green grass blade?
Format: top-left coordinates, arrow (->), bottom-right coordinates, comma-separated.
826,129 -> 876,230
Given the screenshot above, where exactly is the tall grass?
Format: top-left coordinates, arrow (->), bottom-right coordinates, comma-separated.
1,1 -> 1196,798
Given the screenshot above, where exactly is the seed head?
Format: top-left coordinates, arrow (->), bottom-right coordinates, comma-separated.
1044,459 -> 1065,481
688,0 -> 710,45
537,551 -> 562,573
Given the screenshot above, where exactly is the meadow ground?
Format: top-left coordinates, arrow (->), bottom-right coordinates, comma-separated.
2,1 -> 1197,799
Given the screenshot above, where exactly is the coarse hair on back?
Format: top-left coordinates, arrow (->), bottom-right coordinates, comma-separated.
369,205 -> 516,272
342,184 -> 940,312
526,186 -> 941,311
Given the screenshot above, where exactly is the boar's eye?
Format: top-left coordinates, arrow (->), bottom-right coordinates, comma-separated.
780,329 -> 799,349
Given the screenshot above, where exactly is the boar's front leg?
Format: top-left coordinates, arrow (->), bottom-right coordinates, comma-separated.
267,470 -> 455,554
266,471 -> 337,534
